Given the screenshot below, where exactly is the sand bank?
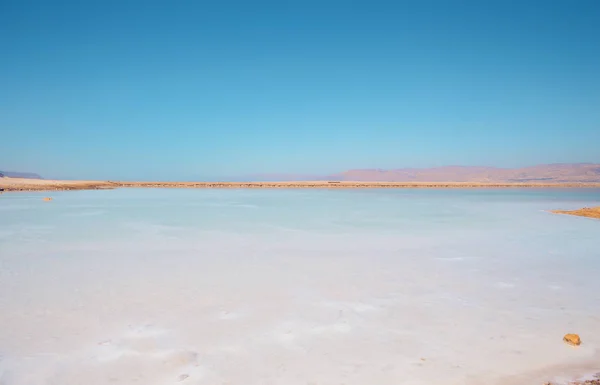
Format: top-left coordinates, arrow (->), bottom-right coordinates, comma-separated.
0,177 -> 117,191
551,207 -> 600,220
2,177 -> 600,192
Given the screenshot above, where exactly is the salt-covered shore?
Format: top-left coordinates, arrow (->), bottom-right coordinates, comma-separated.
1,184 -> 599,385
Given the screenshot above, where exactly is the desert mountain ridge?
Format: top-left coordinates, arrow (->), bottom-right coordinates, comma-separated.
250,163 -> 600,183
331,163 -> 600,183
2,163 -> 600,183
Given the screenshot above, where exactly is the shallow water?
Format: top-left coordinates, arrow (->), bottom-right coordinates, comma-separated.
0,188 -> 599,385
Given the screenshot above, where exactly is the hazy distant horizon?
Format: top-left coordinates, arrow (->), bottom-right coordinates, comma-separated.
4,162 -> 600,183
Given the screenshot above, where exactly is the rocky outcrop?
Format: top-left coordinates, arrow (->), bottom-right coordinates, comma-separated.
563,333 -> 582,346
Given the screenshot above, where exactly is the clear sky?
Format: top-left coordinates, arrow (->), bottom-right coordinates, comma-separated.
1,0 -> 599,180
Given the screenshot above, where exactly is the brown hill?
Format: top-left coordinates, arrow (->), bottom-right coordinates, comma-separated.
335,163 -> 600,183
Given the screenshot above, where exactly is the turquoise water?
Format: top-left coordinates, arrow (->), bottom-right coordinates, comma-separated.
1,188 -> 599,385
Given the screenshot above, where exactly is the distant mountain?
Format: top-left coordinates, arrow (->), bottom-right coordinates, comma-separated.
1,164 -> 599,183
245,173 -> 332,182
332,163 -> 600,183
0,171 -> 43,179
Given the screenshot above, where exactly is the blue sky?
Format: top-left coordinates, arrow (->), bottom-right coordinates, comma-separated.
1,0 -> 599,180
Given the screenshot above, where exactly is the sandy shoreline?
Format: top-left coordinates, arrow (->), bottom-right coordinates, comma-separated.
2,177 -> 600,192
551,207 -> 600,220
0,178 -> 118,192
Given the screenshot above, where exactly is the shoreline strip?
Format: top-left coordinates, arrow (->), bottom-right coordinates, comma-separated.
2,179 -> 600,192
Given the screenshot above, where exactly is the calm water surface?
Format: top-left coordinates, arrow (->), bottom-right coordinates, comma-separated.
1,188 -> 599,385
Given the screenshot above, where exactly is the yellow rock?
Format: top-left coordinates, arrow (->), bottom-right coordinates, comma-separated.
563,333 -> 581,346
43,197 -> 52,201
